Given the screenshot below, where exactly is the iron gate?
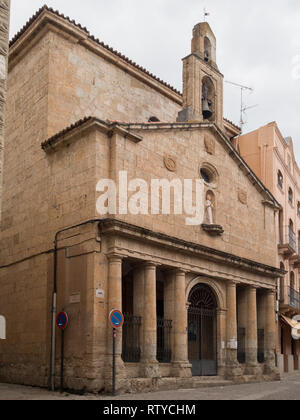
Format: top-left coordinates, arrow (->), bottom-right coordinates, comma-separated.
237,328 -> 246,364
188,284 -> 218,376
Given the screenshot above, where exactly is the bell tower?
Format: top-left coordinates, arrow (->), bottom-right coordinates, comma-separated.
178,22 -> 224,127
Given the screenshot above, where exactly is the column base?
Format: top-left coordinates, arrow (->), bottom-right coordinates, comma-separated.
264,363 -> 280,380
245,363 -> 261,376
225,356 -> 243,380
172,362 -> 192,378
264,352 -> 280,379
141,360 -> 161,379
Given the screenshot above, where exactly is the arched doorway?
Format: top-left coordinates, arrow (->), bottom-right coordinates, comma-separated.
188,284 -> 218,376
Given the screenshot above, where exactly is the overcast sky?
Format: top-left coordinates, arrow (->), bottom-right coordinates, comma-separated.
10,0 -> 300,160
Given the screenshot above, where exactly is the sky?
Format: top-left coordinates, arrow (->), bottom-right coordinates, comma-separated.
10,0 -> 300,160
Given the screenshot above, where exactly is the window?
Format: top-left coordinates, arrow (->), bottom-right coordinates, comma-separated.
297,202 -> 300,217
200,169 -> 211,184
288,188 -> 293,205
289,220 -> 296,250
278,171 -> 283,189
280,263 -> 285,301
200,163 -> 218,186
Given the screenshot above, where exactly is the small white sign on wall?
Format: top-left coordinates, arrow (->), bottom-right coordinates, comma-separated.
96,289 -> 105,299
0,315 -> 6,340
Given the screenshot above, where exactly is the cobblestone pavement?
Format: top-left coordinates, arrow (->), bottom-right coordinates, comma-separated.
1,373 -> 300,400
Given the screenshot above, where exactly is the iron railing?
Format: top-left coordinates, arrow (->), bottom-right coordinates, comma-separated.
280,286 -> 300,311
122,314 -> 142,363
237,328 -> 246,364
288,286 -> 300,311
288,231 -> 296,251
157,317 -> 172,363
279,232 -> 296,251
257,329 -> 265,364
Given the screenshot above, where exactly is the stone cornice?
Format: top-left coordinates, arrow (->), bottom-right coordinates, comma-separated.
99,219 -> 284,279
41,117 -> 142,152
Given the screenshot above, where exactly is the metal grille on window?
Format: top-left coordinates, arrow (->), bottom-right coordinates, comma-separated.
257,329 -> 265,364
122,314 -> 142,363
237,327 -> 246,364
157,318 -> 172,363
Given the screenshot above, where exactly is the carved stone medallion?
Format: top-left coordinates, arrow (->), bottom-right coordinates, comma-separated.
164,155 -> 177,172
238,189 -> 248,205
204,136 -> 215,155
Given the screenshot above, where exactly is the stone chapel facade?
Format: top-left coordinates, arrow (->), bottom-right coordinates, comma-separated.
0,6 -> 283,393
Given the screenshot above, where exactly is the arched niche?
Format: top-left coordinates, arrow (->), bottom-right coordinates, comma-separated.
202,76 -> 215,121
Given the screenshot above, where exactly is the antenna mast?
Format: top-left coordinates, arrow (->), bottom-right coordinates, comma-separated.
225,81 -> 256,133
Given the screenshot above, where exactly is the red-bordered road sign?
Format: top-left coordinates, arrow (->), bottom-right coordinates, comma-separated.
109,309 -> 124,329
56,312 -> 69,330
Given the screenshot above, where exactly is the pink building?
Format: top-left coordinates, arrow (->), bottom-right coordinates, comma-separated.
236,122 -> 300,374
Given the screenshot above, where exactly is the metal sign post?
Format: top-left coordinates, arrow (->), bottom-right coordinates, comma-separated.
112,327 -> 117,396
56,311 -> 69,394
109,309 -> 124,396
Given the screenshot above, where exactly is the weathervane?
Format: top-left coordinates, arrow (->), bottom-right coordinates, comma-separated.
203,8 -> 210,22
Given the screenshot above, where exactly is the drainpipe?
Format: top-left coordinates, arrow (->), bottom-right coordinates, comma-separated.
50,218 -> 110,391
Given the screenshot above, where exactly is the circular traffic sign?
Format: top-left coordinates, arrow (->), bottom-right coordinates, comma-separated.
56,312 -> 69,330
109,309 -> 124,329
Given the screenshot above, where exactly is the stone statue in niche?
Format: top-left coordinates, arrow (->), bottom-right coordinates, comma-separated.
205,192 -> 214,225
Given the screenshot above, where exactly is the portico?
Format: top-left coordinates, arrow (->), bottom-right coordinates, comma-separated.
102,219 -> 281,393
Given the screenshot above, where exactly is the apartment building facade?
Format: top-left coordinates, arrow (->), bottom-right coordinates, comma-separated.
236,122 -> 300,374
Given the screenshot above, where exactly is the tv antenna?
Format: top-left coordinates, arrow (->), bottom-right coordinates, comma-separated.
225,80 -> 258,133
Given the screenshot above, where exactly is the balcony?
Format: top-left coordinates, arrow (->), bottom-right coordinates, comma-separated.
280,286 -> 300,314
289,241 -> 300,268
278,232 -> 296,257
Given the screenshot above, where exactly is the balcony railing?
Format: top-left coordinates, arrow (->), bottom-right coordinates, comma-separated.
288,231 -> 296,251
280,286 -> 300,312
279,232 -> 296,251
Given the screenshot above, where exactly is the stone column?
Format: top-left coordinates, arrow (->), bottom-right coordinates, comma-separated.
141,262 -> 160,378
264,290 -> 280,378
172,270 -> 192,377
245,287 -> 260,375
226,281 -> 242,379
217,309 -> 227,377
105,254 -> 126,392
133,265 -> 145,357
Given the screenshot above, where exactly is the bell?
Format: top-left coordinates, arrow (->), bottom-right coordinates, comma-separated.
202,98 -> 213,119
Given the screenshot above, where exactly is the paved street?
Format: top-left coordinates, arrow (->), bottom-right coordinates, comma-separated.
1,373 -> 300,400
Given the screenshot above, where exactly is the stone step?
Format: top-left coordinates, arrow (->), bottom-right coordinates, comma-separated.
126,377 -> 234,394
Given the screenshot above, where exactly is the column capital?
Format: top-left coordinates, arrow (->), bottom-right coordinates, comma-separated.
227,280 -> 238,288
107,253 -> 124,263
170,268 -> 188,275
247,285 -> 259,292
265,289 -> 276,296
143,261 -> 160,269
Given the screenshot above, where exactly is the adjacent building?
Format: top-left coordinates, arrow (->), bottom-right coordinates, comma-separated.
0,6 -> 283,393
236,122 -> 300,374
